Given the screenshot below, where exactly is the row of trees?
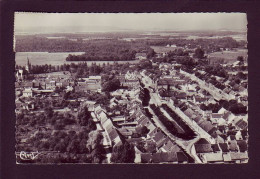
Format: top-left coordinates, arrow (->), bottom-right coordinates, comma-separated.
147,37 -> 246,53
200,99 -> 247,114
150,104 -> 195,140
161,104 -> 197,140
139,87 -> 151,106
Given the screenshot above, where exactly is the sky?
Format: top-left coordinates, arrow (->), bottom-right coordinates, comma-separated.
14,13 -> 247,33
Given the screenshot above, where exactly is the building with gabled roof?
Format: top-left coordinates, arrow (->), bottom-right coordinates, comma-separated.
151,152 -> 178,163
229,152 -> 248,163
200,153 -> 223,163
236,140 -> 247,152
194,138 -> 213,153
228,140 -> 239,152
140,153 -> 152,163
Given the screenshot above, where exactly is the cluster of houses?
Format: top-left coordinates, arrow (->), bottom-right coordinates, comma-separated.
75,76 -> 102,93
140,59 -> 248,163
192,137 -> 248,163
15,48 -> 248,164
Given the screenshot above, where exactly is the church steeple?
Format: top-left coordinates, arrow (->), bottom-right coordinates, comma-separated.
26,57 -> 31,73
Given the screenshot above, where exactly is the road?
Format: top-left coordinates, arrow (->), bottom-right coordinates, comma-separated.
142,76 -> 201,163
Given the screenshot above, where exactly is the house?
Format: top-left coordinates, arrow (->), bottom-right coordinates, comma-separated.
235,131 -> 243,140
121,79 -> 139,89
176,152 -> 189,163
198,121 -> 215,134
151,152 -> 178,163
234,119 -> 248,130
117,128 -> 133,138
211,144 -> 221,153
229,152 -> 248,163
210,113 -> 226,126
140,153 -> 152,163
160,140 -> 181,153
153,131 -> 167,148
236,140 -> 247,152
184,108 -> 196,119
200,153 -> 223,163
135,53 -> 147,60
228,140 -> 239,152
222,153 -> 232,163
75,82 -> 101,93
157,80 -> 168,90
193,96 -> 207,104
218,107 -> 228,115
23,88 -> 33,97
194,138 -> 213,153
219,143 -> 229,153
111,116 -> 126,125
107,128 -> 122,147
222,111 -> 233,121
20,81 -> 33,89
88,76 -> 101,82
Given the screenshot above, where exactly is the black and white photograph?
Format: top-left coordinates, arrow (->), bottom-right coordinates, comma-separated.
14,13 -> 248,164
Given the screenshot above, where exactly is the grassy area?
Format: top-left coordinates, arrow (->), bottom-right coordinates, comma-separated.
150,46 -> 180,53
209,49 -> 247,64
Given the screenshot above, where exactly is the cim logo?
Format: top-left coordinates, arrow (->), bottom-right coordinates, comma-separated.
17,151 -> 40,161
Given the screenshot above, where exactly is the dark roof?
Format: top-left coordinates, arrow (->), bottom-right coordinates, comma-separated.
162,141 -> 181,153
229,135 -> 236,140
151,152 -> 178,163
235,119 -> 248,130
211,113 -> 223,118
211,144 -> 221,152
139,117 -> 150,126
126,138 -> 142,144
21,82 -> 33,87
193,116 -> 201,123
177,152 -> 188,163
140,153 -> 152,163
223,112 -> 231,120
236,140 -> 247,152
136,53 -> 147,57
199,121 -> 214,132
230,152 -> 248,160
176,92 -> 187,99
194,97 -> 207,103
219,143 -> 229,153
156,137 -> 168,149
108,129 -> 120,141
184,108 -> 195,118
196,138 -> 211,145
218,125 -> 226,132
194,138 -> 213,153
208,127 -> 218,138
228,141 -> 239,152
153,131 -> 166,143
195,144 -> 213,153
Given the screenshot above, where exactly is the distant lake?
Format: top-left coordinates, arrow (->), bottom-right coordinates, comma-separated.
185,35 -> 247,41
15,52 -> 140,66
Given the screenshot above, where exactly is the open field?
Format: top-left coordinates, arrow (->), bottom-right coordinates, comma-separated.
150,46 -> 180,53
208,48 -> 247,64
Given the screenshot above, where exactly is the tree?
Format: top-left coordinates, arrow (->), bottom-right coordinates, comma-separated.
136,126 -> 149,137
77,106 -> 95,130
110,142 -> 135,163
102,78 -> 121,92
237,56 -> 244,64
86,131 -> 105,163
44,106 -> 54,118
193,48 -> 205,59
